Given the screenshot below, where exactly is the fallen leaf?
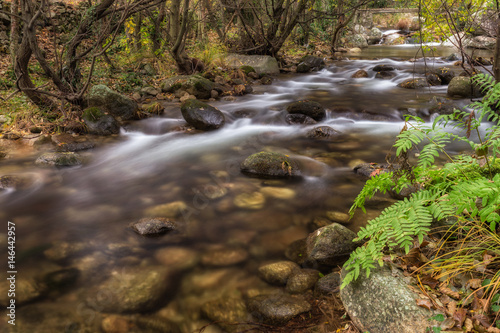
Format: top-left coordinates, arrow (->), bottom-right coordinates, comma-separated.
467,278 -> 483,289
483,252 -> 494,266
447,301 -> 457,316
440,317 -> 456,330
421,275 -> 440,289
452,308 -> 467,327
416,298 -> 433,310
487,327 -> 500,333
464,318 -> 473,332
369,169 -> 381,177
473,313 -> 492,328
439,286 -> 460,299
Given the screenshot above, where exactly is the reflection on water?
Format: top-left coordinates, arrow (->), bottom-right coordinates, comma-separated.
0,46 -> 492,332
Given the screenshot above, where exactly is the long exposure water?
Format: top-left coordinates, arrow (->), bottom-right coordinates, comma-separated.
0,45 -> 492,332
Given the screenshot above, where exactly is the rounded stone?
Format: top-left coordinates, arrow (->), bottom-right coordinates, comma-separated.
247,294 -> 311,326
241,151 -> 301,178
154,246 -> 199,271
260,187 -> 296,200
352,69 -> 369,78
258,261 -> 300,285
325,211 -> 350,224
201,298 -> 251,332
144,201 -> 187,218
286,269 -> 321,294
180,99 -> 225,130
201,246 -> 249,267
314,272 -> 341,296
234,192 -> 266,209
286,100 -> 326,121
305,126 -> 342,140
130,217 -> 177,237
35,152 -> 84,167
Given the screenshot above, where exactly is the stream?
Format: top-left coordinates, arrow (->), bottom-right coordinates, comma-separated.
0,44 -> 492,332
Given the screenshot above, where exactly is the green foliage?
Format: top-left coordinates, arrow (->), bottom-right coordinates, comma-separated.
342,73 -> 500,289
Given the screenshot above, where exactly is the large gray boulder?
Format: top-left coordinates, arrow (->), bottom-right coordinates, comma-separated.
447,76 -> 484,98
305,223 -> 359,267
87,85 -> 138,120
160,74 -> 215,99
340,265 -> 440,333
468,36 -> 496,49
180,99 -> 225,130
225,54 -> 279,75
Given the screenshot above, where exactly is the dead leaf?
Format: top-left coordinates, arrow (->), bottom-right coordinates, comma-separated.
473,313 -> 492,328
416,298 -> 433,310
487,327 -> 500,333
441,317 -> 456,330
465,318 -> 474,332
452,308 -> 467,327
439,286 -> 460,299
483,252 -> 494,266
421,275 -> 440,289
440,294 -> 453,305
447,301 -> 457,316
467,278 -> 483,289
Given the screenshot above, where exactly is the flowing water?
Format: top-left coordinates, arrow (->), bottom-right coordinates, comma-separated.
0,45 -> 492,332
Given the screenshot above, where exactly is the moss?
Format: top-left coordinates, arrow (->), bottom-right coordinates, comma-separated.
240,65 -> 256,75
82,106 -> 105,120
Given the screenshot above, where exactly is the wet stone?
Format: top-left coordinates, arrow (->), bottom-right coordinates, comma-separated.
52,133 -> 95,152
247,294 -> 312,326
35,152 -> 84,167
325,211 -> 350,224
86,266 -> 172,313
44,241 -> 89,262
144,201 -> 187,218
258,261 -> 300,285
314,272 -> 341,296
305,126 -> 342,140
0,278 -> 48,306
308,217 -> 332,232
352,69 -> 369,78
260,186 -> 296,200
286,100 -> 326,121
0,175 -> 33,190
201,298 -> 251,332
375,71 -> 396,80
201,246 -> 249,267
241,151 -> 301,179
155,246 -> 199,271
130,217 -> 177,237
286,269 -> 321,294
285,113 -> 317,125
372,64 -> 396,71
234,192 -> 266,209
43,268 -> 80,290
285,239 -> 308,265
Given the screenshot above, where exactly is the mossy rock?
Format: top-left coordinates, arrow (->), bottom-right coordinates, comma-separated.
180,99 -> 225,130
397,78 -> 429,89
87,85 -> 138,120
35,152 -> 84,167
447,76 -> 485,98
161,75 -> 215,99
142,101 -> 164,114
240,65 -> 256,75
82,106 -> 120,136
241,152 -> 301,178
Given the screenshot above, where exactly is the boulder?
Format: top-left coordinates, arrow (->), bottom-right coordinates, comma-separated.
225,54 -> 280,75
447,76 -> 484,98
130,217 -> 177,237
180,99 -> 225,130
161,74 -> 215,99
305,223 -> 359,267
240,151 -> 301,178
35,152 -> 84,167
468,36 -> 496,49
352,69 -> 369,78
340,265 -> 439,333
240,65 -> 256,75
286,100 -> 326,121
285,113 -> 317,125
426,73 -> 442,86
305,126 -> 341,140
86,266 -> 172,313
299,55 -> 325,71
375,71 -> 396,80
433,67 -> 455,84
87,85 -> 138,120
201,298 -> 252,332
296,62 -> 311,73
52,133 -> 95,152
247,294 -> 311,326
397,78 -> 429,89
82,106 -> 120,135
372,64 -> 396,72
258,261 -> 300,285
346,34 -> 368,48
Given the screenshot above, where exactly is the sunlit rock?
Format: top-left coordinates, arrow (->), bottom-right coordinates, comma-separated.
258,261 -> 300,285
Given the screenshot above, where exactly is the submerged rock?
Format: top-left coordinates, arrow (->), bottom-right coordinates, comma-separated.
340,265 -> 439,333
130,217 -> 177,237
397,78 -> 429,89
286,100 -> 326,121
305,223 -> 359,267
35,152 -> 84,167
375,71 -> 396,80
87,266 -> 172,313
305,126 -> 341,140
180,99 -> 225,130
372,64 -> 396,71
285,113 -> 317,125
201,298 -> 252,332
0,278 -> 48,306
285,269 -> 321,294
247,294 -> 311,326
52,133 -> 95,152
234,192 -> 266,209
201,246 -> 249,266
241,152 -> 301,178
0,175 -> 33,190
154,246 -> 199,271
352,69 -> 369,78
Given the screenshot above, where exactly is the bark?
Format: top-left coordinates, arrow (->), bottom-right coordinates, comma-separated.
9,0 -> 20,66
494,2 -> 500,81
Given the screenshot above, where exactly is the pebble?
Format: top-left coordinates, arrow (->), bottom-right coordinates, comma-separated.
233,192 -> 266,209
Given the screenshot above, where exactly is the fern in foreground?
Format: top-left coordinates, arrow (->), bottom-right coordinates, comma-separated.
341,73 -> 500,289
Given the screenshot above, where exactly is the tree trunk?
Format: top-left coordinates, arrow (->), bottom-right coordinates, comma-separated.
9,0 -> 20,67
133,12 -> 142,51
494,6 -> 500,81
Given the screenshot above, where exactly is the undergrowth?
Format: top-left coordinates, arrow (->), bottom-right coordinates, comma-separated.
342,73 -> 500,290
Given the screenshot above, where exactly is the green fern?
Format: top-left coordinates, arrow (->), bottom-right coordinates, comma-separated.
342,74 -> 500,288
